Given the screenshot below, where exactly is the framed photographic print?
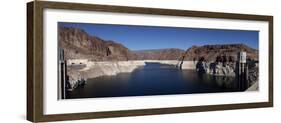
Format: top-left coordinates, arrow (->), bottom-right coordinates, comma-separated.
27,1 -> 273,122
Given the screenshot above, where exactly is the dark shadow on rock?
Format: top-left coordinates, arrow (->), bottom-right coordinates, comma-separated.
196,57 -> 207,74
209,62 -> 216,74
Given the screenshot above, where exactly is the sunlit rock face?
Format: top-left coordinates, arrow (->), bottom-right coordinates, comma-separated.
58,27 -> 134,61
182,44 -> 258,61
177,44 -> 258,77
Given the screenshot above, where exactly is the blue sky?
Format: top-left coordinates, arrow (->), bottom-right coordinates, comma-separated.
58,22 -> 259,50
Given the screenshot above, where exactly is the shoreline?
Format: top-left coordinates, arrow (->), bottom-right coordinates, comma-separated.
66,60 -> 197,90
66,59 -> 258,92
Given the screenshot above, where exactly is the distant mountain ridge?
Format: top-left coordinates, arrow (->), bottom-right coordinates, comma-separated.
58,27 -> 258,61
133,48 -> 185,60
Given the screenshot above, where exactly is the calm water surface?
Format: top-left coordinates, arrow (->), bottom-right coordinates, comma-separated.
66,62 -> 240,99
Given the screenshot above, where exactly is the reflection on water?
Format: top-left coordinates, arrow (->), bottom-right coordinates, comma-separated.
66,62 -> 240,99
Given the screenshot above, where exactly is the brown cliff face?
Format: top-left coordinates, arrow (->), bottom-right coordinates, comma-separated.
133,48 -> 185,60
182,44 -> 258,61
58,27 -> 134,61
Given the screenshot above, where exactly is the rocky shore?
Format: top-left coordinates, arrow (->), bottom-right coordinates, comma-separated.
67,60 -> 144,90
193,58 -> 259,91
